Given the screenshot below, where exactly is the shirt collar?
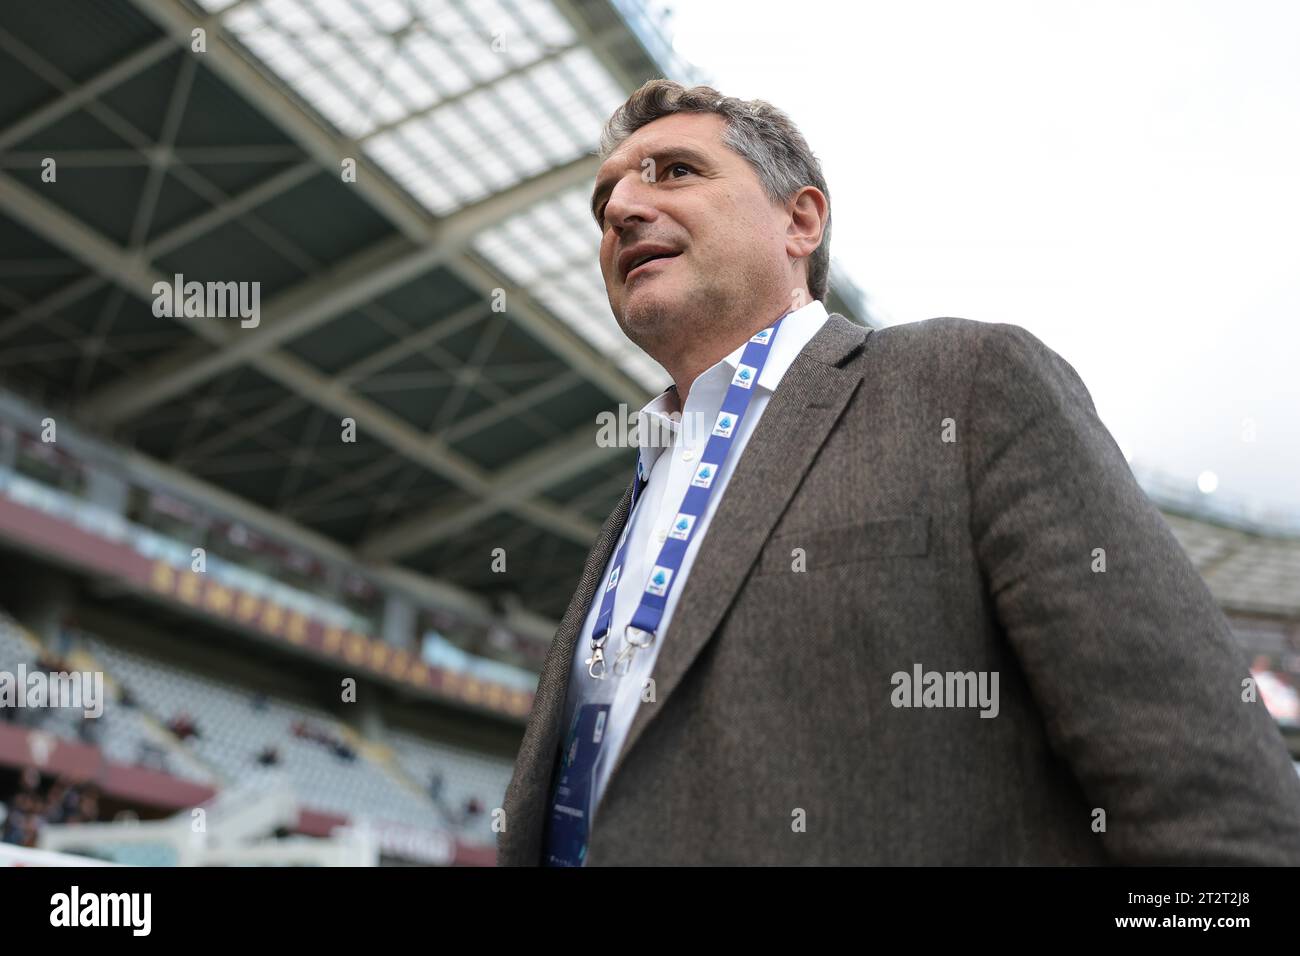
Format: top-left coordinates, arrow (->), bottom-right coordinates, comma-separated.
715,297 -> 830,392
631,298 -> 831,476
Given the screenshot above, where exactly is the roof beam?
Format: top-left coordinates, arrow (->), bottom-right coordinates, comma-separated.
0,173 -> 228,348
172,298 -> 489,468
0,163 -> 317,348
445,251 -> 644,404
280,367 -> 581,524
0,146 -> 311,167
549,0 -> 646,91
0,171 -> 607,549
356,23 -> 623,144
116,0 -> 647,411
359,426 -> 616,560
0,34 -> 176,152
127,0 -> 431,242
82,151 -> 609,424
253,349 -> 605,546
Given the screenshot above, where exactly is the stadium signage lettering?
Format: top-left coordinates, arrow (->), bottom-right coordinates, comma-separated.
147,560 -> 531,717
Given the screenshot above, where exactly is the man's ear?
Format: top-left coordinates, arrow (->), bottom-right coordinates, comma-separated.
786,186 -> 828,261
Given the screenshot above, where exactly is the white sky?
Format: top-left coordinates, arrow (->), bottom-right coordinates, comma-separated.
667,0 -> 1300,519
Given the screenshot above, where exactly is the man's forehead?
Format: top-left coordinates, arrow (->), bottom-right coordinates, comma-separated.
598,114 -> 726,174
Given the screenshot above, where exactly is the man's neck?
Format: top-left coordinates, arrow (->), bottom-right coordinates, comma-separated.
667,308 -> 792,409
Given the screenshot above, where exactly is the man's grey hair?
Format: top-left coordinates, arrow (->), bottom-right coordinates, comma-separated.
598,79 -> 832,304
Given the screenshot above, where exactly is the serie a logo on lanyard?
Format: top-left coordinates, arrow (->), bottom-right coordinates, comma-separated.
584,312 -> 791,682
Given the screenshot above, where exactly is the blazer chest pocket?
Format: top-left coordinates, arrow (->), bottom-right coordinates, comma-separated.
755,514 -> 930,576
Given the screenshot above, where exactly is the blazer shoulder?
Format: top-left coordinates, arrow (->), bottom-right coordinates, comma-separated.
858,317 -> 988,388
869,317 -> 1070,379
870,315 -> 1026,348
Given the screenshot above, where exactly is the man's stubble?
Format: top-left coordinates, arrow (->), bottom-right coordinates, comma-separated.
616,254 -> 780,367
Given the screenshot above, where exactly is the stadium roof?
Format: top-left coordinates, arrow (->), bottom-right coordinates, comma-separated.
1166,513 -> 1300,620
0,0 -> 876,625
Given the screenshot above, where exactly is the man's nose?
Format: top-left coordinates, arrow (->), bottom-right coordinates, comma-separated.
604,176 -> 659,231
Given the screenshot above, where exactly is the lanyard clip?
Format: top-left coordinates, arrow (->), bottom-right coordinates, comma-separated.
611,626 -> 655,676
612,641 -> 637,676
625,625 -> 655,648
586,645 -> 607,680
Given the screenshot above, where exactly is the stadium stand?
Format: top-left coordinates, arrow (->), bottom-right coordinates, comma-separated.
1,605 -> 514,863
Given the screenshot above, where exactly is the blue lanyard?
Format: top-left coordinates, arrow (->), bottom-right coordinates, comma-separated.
585,313 -> 789,680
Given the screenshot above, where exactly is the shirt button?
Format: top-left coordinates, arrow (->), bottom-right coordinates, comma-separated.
656,529 -> 668,543
682,449 -> 696,462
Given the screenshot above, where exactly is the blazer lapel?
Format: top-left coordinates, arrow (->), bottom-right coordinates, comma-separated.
499,477 -> 634,864
501,313 -> 870,864
596,313 -> 870,812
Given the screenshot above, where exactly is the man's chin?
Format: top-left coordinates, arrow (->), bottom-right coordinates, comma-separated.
618,288 -> 685,343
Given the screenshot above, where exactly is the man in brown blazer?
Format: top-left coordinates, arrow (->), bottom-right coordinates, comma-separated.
498,80 -> 1300,865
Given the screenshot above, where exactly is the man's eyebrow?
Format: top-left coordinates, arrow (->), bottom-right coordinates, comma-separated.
590,145 -> 713,222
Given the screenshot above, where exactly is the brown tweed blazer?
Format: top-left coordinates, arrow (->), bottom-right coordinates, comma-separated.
499,313 -> 1300,865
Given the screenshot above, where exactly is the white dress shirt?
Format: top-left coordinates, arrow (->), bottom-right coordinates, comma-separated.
556,298 -> 831,826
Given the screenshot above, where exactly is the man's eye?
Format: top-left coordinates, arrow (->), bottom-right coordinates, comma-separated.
596,164 -> 692,226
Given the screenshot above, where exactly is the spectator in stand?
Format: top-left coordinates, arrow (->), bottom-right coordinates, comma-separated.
2,769 -> 43,845
58,787 -> 82,825
59,781 -> 82,823
332,740 -> 356,761
44,779 -> 68,825
13,695 -> 46,729
77,711 -> 103,745
20,813 -> 40,848
289,718 -> 358,759
77,785 -> 99,825
0,803 -> 23,844
167,711 -> 199,740
136,741 -> 169,772
18,767 -> 40,797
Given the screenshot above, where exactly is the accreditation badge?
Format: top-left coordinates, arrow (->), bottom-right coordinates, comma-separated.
542,702 -> 610,866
